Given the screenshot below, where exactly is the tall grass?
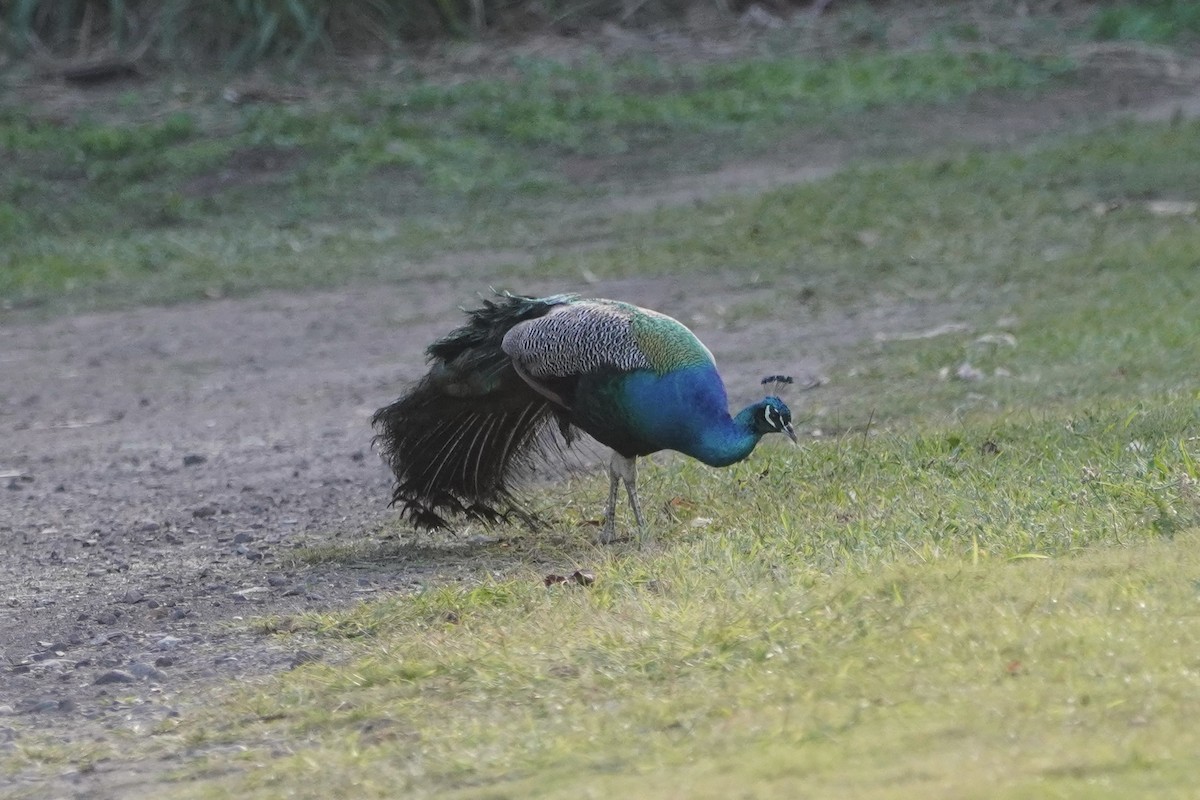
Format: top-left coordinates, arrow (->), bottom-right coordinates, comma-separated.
6,0 -> 469,66
12,1 -> 1200,73
4,0 -> 633,68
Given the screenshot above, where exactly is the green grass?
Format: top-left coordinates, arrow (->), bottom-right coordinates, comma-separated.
538,118 -> 1200,423
1091,0 -> 1200,44
10,110 -> 1198,795
6,22 -> 1200,797
122,401 -> 1200,797
131,109 -> 1200,794
0,46 -> 1068,312
4,0 -> 517,66
2,0 -> 1143,69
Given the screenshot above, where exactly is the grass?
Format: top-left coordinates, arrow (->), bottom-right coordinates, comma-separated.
1091,0 -> 1200,44
4,0 -> 500,66
128,402 -> 1200,797
5,12 -> 1200,797
0,45 -> 1068,313
0,0 -> 1134,69
9,110 -> 1195,794
8,0 -> 1198,70
540,118 -> 1200,425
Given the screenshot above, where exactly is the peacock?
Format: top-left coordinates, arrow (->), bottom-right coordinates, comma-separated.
372,292 -> 796,542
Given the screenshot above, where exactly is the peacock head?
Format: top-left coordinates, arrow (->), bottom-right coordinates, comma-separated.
754,396 -> 797,443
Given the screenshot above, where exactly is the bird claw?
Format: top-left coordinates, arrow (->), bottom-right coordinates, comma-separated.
597,518 -> 622,545
595,516 -> 644,545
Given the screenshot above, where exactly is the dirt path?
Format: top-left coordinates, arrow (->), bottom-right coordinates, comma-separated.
3,49 -> 1199,797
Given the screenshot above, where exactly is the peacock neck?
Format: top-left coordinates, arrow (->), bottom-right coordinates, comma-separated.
687,404 -> 763,468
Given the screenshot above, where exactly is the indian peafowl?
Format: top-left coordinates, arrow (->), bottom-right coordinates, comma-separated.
372,292 -> 796,542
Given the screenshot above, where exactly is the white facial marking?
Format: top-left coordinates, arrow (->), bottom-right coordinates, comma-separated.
763,404 -> 779,429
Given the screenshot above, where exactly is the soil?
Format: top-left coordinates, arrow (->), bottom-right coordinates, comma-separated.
2,39 -> 1199,799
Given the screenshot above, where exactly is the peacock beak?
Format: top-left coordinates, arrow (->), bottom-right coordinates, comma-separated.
783,422 -> 797,443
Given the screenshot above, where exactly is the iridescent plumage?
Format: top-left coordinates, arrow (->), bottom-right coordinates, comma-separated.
372,292 -> 795,541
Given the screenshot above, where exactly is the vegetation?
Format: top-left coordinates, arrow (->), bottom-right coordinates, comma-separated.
7,1 -> 1200,70
0,46 -> 1067,312
181,106 -> 1200,793
4,3 -> 1200,797
4,0 -> 511,65
1090,0 -> 1200,43
10,106 -> 1200,799
180,517 -> 1200,799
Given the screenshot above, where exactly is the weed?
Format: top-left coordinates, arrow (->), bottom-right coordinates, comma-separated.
1091,0 -> 1200,43
0,47 -> 1068,313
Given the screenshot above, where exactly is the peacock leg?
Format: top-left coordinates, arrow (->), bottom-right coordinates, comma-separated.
597,452 -> 646,544
621,456 -> 647,538
599,452 -> 623,544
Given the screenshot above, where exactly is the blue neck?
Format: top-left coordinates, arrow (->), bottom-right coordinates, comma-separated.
591,366 -> 767,465
685,404 -> 763,467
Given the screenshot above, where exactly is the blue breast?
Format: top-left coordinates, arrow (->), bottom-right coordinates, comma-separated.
573,365 -> 755,466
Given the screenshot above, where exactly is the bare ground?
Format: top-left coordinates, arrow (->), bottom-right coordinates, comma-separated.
2,47 -> 1199,798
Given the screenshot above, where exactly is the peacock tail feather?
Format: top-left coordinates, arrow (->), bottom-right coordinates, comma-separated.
371,293 -> 577,528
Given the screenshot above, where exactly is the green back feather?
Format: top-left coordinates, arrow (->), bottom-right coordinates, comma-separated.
629,305 -> 715,373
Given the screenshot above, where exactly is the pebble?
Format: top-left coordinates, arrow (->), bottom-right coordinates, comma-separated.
954,361 -> 984,382
182,454 -> 207,467
29,658 -> 73,674
267,574 -> 289,587
94,611 -> 119,625
127,662 -> 168,682
31,645 -> 68,661
94,669 -> 137,685
119,588 -> 144,604
156,635 -> 183,651
233,531 -> 254,544
192,505 -> 218,519
23,699 -> 61,713
137,521 -> 161,533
